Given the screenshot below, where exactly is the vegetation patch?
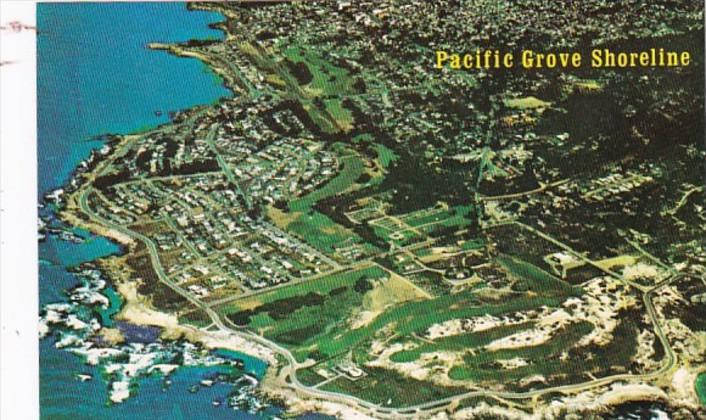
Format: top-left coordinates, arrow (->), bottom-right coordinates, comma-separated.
497,254 -> 582,297
289,154 -> 364,212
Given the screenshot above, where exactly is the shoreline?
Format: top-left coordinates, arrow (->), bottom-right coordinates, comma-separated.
148,42 -> 239,98
57,185 -> 280,366
39,4 -> 303,410
59,202 -> 368,418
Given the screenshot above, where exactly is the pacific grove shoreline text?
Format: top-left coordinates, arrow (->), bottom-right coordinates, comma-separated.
435,48 -> 692,70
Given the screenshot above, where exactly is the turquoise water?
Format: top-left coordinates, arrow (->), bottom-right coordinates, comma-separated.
213,349 -> 269,378
40,232 -> 119,270
96,286 -> 122,328
36,3 -> 294,419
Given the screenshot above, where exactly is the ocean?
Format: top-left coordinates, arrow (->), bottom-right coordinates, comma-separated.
36,3 -> 296,419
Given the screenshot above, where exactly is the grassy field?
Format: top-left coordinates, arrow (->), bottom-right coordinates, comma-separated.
296,367 -> 328,387
503,96 -> 551,109
397,205 -> 474,229
460,238 -> 485,251
216,263 -> 536,364
321,367 -> 466,407
695,373 -> 706,406
324,99 -> 354,132
268,205 -> 359,255
217,266 -> 390,360
371,224 -> 423,248
236,40 -> 356,134
265,152 -> 371,256
214,248 -> 610,396
287,211 -> 361,254
369,204 -> 474,247
274,44 -> 356,133
448,321 -> 594,383
289,154 -> 364,212
273,150 -> 376,256
292,45 -> 355,130
401,205 -> 452,227
219,266 -> 385,313
390,322 -> 535,363
282,46 -> 355,95
295,255 -> 581,359
314,291 -> 566,358
497,254 -> 581,297
374,143 -> 399,169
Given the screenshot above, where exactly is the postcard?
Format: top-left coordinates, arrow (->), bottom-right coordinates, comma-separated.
0,1 -> 704,419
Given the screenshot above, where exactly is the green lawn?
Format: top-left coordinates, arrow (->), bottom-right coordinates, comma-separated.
448,321 -> 594,382
282,45 -> 355,95
289,154 -> 364,212
281,45 -> 356,133
219,267 -> 387,360
280,151 -> 371,255
390,322 -> 535,363
221,266 -> 385,311
321,367 -> 466,407
695,373 -> 706,406
374,143 -> 399,169
287,211 -> 362,254
313,291 -> 566,358
497,254 -> 581,297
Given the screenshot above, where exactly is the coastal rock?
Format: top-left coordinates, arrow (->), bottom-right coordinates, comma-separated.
110,381 -> 130,403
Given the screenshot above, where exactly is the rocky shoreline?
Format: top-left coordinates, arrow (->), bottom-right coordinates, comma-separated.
39,261 -> 272,412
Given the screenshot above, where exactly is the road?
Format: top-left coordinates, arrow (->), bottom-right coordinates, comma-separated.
478,178 -> 570,201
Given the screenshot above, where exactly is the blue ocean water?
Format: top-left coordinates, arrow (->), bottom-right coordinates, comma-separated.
37,2 -> 231,197
36,3 -> 306,419
38,234 -> 121,306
